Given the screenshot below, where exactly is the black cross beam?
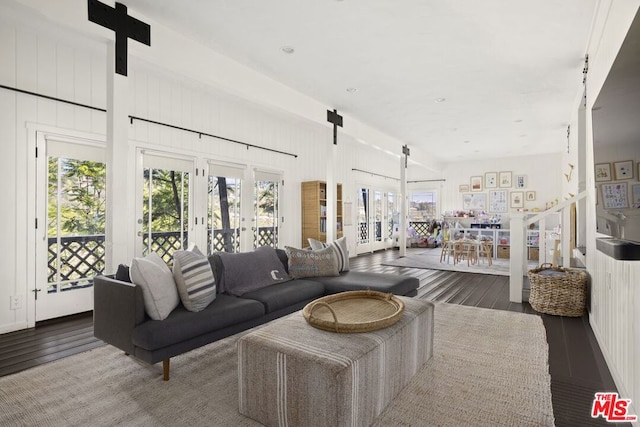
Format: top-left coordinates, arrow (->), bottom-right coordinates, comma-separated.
402,144 -> 410,167
88,0 -> 151,76
327,109 -> 343,145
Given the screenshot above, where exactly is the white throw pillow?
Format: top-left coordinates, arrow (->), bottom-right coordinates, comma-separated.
173,246 -> 216,312
130,252 -> 180,320
308,236 -> 350,272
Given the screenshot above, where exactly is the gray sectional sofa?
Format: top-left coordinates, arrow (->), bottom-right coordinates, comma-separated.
93,248 -> 418,380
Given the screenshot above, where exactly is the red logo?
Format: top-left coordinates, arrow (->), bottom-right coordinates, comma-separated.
592,392 -> 637,422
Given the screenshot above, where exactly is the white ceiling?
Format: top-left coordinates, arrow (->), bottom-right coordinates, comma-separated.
123,0 -> 598,162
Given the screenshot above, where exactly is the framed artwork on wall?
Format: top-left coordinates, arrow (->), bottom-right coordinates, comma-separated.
459,184 -> 469,192
515,175 -> 526,189
470,176 -> 482,192
462,193 -> 487,210
499,171 -> 512,188
613,160 -> 634,180
489,190 -> 507,213
601,182 -> 629,209
526,191 -> 536,201
594,163 -> 612,182
632,184 -> 640,207
484,172 -> 497,188
510,191 -> 524,208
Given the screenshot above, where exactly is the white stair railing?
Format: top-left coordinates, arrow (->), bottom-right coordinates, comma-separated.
509,191 -> 587,302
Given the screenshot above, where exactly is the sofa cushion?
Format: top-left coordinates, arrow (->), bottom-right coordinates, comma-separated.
312,271 -> 419,296
285,246 -> 339,278
308,236 -> 350,272
131,294 -> 265,350
240,279 -> 325,313
217,246 -> 291,296
173,248 -> 216,312
130,252 -> 180,321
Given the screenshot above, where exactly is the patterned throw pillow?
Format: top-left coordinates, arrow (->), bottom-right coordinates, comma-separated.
173,247 -> 216,312
130,252 -> 180,320
308,236 -> 350,272
285,246 -> 339,278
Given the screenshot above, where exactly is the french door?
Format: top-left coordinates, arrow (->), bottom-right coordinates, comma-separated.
206,164 -> 281,253
356,186 -> 394,254
136,150 -> 193,262
35,135 -> 106,321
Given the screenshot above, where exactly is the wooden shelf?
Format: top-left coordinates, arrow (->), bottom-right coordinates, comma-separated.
301,180 -> 343,247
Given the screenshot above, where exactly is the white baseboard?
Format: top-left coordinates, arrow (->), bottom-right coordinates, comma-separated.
0,321 -> 30,334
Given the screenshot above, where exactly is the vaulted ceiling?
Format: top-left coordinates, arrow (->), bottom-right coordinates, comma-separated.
120,1 -> 599,161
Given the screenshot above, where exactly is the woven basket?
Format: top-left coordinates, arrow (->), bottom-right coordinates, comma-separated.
528,263 -> 587,317
302,290 -> 405,333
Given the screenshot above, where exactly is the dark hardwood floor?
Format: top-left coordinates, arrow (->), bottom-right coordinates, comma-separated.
0,248 -> 627,426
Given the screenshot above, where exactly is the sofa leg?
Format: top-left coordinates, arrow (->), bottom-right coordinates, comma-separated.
163,358 -> 170,381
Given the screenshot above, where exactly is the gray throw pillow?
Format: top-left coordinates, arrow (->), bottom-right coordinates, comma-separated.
308,236 -> 350,272
130,252 -> 180,320
217,246 -> 291,296
285,246 -> 340,278
173,246 -> 216,312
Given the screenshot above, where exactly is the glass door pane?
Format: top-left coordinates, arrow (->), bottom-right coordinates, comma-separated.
142,168 -> 190,263
357,187 -> 369,246
47,157 -> 106,294
387,192 -> 396,240
254,173 -> 280,248
374,190 -> 383,242
208,175 -> 241,253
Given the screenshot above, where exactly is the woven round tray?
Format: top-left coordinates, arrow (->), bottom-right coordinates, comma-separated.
302,290 -> 405,333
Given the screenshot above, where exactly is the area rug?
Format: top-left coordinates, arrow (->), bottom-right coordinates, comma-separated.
383,248 -> 538,276
0,303 -> 554,427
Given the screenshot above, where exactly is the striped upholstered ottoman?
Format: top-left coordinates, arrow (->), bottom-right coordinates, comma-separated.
238,297 -> 434,427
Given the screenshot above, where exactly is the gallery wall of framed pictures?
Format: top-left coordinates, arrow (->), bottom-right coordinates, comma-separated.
594,160 -> 639,209
459,170 -> 538,212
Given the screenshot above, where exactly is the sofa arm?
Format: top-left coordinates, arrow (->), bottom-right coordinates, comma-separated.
93,275 -> 145,354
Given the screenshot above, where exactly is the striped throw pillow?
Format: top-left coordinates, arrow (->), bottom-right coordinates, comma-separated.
173,247 -> 216,312
308,236 -> 350,272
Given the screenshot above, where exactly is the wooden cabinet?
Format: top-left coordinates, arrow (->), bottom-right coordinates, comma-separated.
301,181 -> 343,247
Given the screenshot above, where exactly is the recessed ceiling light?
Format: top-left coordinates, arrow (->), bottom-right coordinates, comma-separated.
280,46 -> 295,54
435,98 -> 446,103
515,119 -> 523,123
346,87 -> 357,93
463,140 -> 470,144
519,134 -> 527,137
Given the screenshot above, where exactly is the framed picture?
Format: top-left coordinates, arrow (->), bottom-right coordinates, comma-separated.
632,184 -> 640,207
613,160 -> 634,180
594,163 -> 612,182
462,193 -> 487,210
484,172 -> 497,189
510,191 -> 524,208
526,191 -> 536,201
489,190 -> 508,213
515,175 -> 526,189
459,184 -> 469,192
470,176 -> 482,192
499,171 -> 512,188
601,182 -> 629,209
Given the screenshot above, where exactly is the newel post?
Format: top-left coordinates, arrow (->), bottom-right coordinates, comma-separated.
509,213 -> 525,302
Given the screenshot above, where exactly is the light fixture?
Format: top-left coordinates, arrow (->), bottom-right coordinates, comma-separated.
463,140 -> 470,144
435,97 -> 446,103
515,119 -> 523,123
346,87 -> 357,93
280,46 -> 295,54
